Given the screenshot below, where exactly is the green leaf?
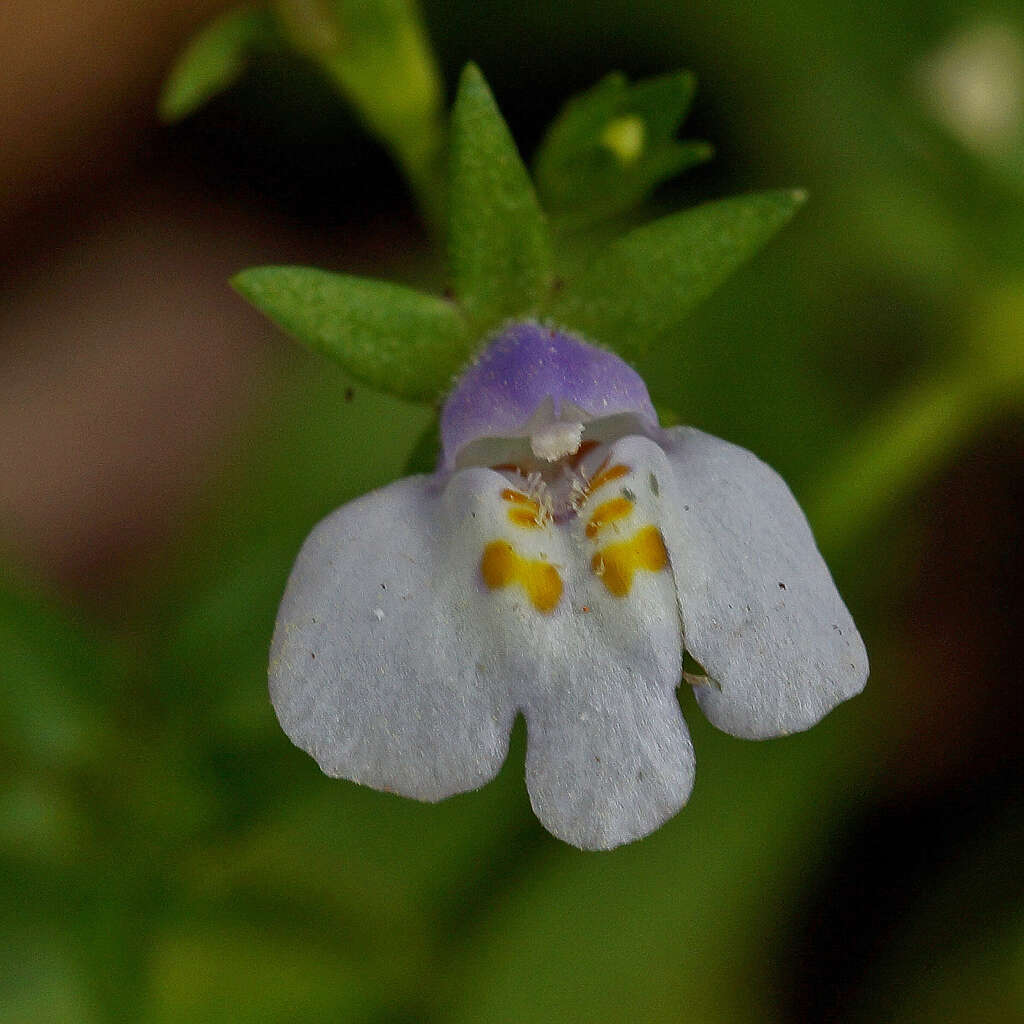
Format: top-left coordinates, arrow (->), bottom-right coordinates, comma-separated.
159,5 -> 279,123
546,189 -> 807,361
232,266 -> 470,401
448,64 -> 553,330
535,71 -> 712,232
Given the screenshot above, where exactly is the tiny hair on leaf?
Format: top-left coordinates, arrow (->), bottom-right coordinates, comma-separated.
545,189 -> 807,362
448,64 -> 553,331
232,266 -> 470,402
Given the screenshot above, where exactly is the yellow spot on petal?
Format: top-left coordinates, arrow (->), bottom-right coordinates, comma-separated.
591,525 -> 668,597
502,489 -> 543,529
586,496 -> 633,538
501,488 -> 530,504
481,540 -> 563,613
508,507 -> 543,529
591,463 -> 630,490
579,462 -> 631,506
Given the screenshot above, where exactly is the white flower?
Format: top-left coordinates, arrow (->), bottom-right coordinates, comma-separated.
269,322 -> 868,850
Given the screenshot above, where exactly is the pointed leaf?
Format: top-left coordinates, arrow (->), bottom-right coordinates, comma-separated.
159,5 -> 280,122
448,64 -> 552,330
534,71 -> 712,232
232,266 -> 469,401
546,189 -> 806,361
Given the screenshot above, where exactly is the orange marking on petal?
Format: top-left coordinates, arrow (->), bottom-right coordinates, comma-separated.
502,489 -> 543,528
591,525 -> 668,597
590,463 -> 630,490
481,540 -> 562,612
578,462 -> 631,507
586,496 -> 633,538
508,506 -> 543,529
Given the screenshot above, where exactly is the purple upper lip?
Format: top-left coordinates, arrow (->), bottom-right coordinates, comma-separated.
439,321 -> 658,469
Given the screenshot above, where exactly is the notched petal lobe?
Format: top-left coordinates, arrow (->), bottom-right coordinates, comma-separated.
659,426 -> 869,739
269,475 -> 516,802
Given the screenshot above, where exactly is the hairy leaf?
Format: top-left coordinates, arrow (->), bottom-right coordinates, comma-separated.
232,266 -> 469,401
448,64 -> 553,330
546,190 -> 807,361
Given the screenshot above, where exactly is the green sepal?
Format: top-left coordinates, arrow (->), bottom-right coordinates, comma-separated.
682,650 -> 709,678
448,64 -> 553,331
545,189 -> 807,362
159,4 -> 280,123
534,71 -> 712,233
404,416 -> 441,475
232,267 -> 470,401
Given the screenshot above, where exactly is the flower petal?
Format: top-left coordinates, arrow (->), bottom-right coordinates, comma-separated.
517,436 -> 695,849
272,445 -> 696,848
441,450 -> 694,849
440,322 -> 658,468
523,638 -> 694,851
659,426 -> 868,739
269,475 -> 516,801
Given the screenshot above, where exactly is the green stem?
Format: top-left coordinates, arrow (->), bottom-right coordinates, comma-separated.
808,362 -> 985,551
809,281 -> 1024,553
273,0 -> 448,239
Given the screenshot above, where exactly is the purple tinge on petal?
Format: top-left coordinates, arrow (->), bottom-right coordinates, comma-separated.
440,322 -> 658,468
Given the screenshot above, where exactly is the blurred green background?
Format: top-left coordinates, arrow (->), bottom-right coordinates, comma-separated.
2,1 -> 1022,1021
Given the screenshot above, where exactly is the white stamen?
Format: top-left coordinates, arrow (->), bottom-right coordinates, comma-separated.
522,472 -> 554,526
569,477 -> 588,512
530,421 -> 584,462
